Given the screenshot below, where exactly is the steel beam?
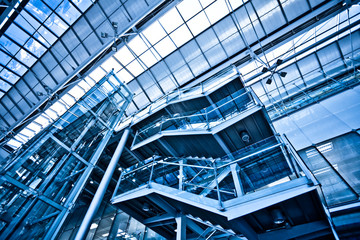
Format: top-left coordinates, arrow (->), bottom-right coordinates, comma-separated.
74,128 -> 130,240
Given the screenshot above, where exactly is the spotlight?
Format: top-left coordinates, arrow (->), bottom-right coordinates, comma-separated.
101,32 -> 108,38
279,72 -> 287,78
112,21 -> 118,29
142,202 -> 150,212
261,67 -> 268,73
266,78 -> 272,85
240,131 -> 250,143
271,209 -> 285,225
276,59 -> 283,65
111,45 -> 117,52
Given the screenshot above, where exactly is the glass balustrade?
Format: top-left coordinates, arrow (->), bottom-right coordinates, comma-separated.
132,88 -> 255,146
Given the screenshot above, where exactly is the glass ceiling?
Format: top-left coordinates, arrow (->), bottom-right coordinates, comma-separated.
0,0 -> 92,98
2,0 -> 360,149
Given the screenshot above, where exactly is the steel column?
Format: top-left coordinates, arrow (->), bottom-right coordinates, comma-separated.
74,128 -> 130,240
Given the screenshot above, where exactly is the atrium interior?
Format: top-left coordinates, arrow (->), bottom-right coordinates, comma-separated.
0,0 -> 360,239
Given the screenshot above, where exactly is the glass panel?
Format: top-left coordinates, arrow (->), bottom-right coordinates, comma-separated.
177,0 -> 202,21
44,13 -> 68,37
139,49 -> 158,68
35,26 -> 57,47
71,0 -> 93,12
15,48 -> 37,67
5,23 -> 30,46
127,35 -> 148,56
117,69 -> 133,83
170,24 -> 192,47
142,21 -> 167,45
0,50 -> 11,65
0,79 -> 12,91
56,0 -> 81,25
205,0 -> 229,24
159,8 -> 184,33
0,36 -> 20,55
114,46 -> 134,66
126,60 -> 145,77
24,38 -> 46,57
187,11 -> 210,36
25,0 -> 52,22
15,11 -> 39,35
7,59 -> 27,75
153,36 -> 176,58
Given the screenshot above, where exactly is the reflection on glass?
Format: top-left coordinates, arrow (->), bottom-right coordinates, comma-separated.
5,24 -> 30,46
35,26 -> 57,47
0,79 -> 12,91
0,50 -> 11,65
16,48 -> 37,67
7,59 -> 27,76
25,0 -> 52,22
71,0 -> 93,12
56,1 -> 81,25
24,38 -> 46,57
45,13 -> 68,37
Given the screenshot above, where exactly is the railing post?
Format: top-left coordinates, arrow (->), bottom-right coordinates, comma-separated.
179,159 -> 184,190
148,158 -> 155,187
213,161 -> 224,211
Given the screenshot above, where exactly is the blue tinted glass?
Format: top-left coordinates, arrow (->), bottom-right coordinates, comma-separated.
0,36 -> 20,55
0,79 -> 12,91
26,0 -> 52,22
45,13 -> 68,37
0,69 -> 20,84
56,0 -> 81,25
71,0 -> 92,12
24,38 -> 46,57
5,24 -> 30,46
16,11 -> 40,35
16,49 -> 37,67
35,27 -> 57,47
0,92 -> 4,98
7,59 -> 27,75
45,0 -> 62,10
0,51 -> 11,65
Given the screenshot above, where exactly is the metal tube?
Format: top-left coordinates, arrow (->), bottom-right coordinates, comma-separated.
74,128 -> 130,240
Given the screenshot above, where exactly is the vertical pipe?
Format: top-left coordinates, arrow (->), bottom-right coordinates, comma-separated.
74,128 -> 130,240
179,160 -> 184,190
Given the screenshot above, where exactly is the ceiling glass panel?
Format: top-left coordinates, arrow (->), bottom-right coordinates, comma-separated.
15,49 -> 37,67
117,69 -> 134,83
71,0 -> 93,12
127,60 -> 145,77
139,49 -> 159,68
0,69 -> 19,84
56,1 -> 81,25
205,0 -> 229,24
24,38 -> 46,57
0,80 -> 12,92
127,35 -> 148,55
187,11 -> 210,36
0,36 -> 20,55
14,12 -> 39,35
7,59 -> 27,76
177,0 -> 202,21
35,26 -> 57,47
114,46 -> 134,66
25,0 -> 52,22
6,23 -> 30,46
142,21 -> 167,45
170,24 -> 193,47
101,57 -> 122,73
159,8 -> 184,33
44,13 -> 68,36
154,36 -> 177,58
0,51 -> 11,65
